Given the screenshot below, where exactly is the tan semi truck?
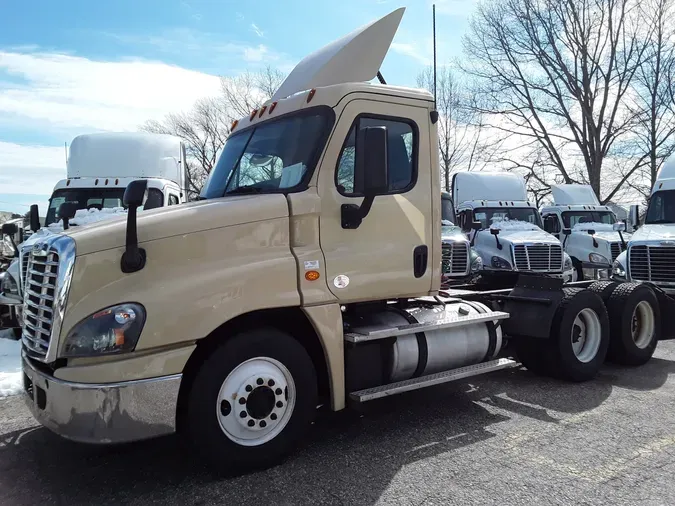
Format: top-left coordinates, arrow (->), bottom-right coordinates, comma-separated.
19,8 -> 675,471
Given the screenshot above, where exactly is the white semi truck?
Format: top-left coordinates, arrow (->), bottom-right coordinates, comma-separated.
15,8 -> 675,472
613,156 -> 675,292
440,191 -> 483,287
0,131 -> 188,339
451,171 -> 575,285
540,184 -> 630,281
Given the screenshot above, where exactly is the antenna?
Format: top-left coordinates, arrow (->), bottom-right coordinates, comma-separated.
433,3 -> 437,110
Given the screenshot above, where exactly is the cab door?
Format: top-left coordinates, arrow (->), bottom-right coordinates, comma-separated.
317,98 -> 433,303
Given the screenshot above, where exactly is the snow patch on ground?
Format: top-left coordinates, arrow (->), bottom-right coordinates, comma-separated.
47,207 -> 128,232
573,222 -> 615,233
0,330 -> 22,398
489,219 -> 540,231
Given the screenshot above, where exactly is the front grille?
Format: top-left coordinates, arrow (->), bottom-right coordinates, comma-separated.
513,244 -> 563,272
20,250 -> 29,292
21,250 -> 59,360
442,241 -> 470,275
629,245 -> 675,284
610,242 -> 622,262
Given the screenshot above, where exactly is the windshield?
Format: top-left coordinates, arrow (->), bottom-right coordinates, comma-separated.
441,195 -> 455,224
45,187 -> 163,226
645,190 -> 675,224
200,108 -> 334,199
473,207 -> 543,229
562,211 -> 616,228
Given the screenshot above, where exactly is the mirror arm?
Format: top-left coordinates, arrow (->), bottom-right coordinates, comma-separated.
494,235 -> 502,250
341,196 -> 375,230
121,203 -> 146,273
619,230 -> 626,250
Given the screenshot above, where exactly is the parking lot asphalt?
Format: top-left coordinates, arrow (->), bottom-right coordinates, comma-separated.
3,341 -> 675,505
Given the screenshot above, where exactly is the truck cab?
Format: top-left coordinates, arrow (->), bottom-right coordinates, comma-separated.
440,192 -> 482,286
451,171 -> 574,284
540,184 -> 629,281
613,156 -> 675,292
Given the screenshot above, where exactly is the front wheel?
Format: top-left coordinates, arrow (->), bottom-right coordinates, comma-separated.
185,327 -> 318,472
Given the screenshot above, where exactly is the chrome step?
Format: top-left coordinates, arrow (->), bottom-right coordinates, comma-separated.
344,311 -> 510,343
349,358 -> 519,402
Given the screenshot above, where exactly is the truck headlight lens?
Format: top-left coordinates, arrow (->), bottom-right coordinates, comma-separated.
491,256 -> 512,270
612,260 -> 626,279
589,253 -> 609,264
564,255 -> 573,271
62,303 -> 146,358
470,255 -> 483,273
0,273 -> 19,296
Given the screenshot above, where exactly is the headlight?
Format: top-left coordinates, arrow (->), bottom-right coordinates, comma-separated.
589,253 -> 609,264
470,255 -> 483,273
1,272 -> 19,296
612,260 -> 626,279
564,255 -> 573,271
62,303 -> 146,358
491,256 -> 512,270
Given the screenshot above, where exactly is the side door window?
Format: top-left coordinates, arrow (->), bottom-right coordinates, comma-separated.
168,194 -> 180,206
335,116 -> 416,195
543,214 -> 561,234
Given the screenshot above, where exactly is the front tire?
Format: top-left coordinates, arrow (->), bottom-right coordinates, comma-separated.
185,327 -> 318,472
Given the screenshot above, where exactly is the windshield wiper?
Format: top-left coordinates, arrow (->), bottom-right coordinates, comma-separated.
224,185 -> 266,195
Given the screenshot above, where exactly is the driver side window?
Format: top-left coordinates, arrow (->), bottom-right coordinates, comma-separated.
335,115 -> 417,196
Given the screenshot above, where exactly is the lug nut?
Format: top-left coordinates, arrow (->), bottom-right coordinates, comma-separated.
239,411 -> 247,418
270,413 -> 277,421
220,400 -> 231,417
248,420 -> 255,427
275,388 -> 282,395
238,397 -> 247,405
268,379 -> 275,387
257,378 -> 264,385
245,385 -> 253,392
276,401 -> 283,408
260,420 -> 267,428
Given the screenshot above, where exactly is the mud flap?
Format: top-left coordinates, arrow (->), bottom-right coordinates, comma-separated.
651,285 -> 675,340
491,274 -> 565,339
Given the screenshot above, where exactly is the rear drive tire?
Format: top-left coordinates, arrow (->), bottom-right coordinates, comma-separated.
547,288 -> 610,382
185,327 -> 318,472
587,280 -> 618,304
513,337 -> 555,377
606,283 -> 660,366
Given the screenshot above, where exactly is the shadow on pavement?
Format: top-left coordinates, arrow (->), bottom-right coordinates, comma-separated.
1,353 -> 675,505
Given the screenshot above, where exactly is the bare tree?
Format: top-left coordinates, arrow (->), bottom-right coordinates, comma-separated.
463,0 -> 650,203
416,65 -> 499,191
618,0 -> 675,201
141,66 -> 286,199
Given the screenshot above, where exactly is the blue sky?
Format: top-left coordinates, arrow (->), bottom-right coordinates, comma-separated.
0,0 -> 478,215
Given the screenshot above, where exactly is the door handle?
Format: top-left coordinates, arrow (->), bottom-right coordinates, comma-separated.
413,245 -> 428,278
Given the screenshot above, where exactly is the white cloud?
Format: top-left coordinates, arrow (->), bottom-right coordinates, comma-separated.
242,44 -> 270,63
251,23 -> 264,38
391,42 -> 432,65
0,142 -> 66,196
0,51 -> 222,132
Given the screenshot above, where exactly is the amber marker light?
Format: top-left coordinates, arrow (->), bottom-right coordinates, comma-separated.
305,271 -> 320,281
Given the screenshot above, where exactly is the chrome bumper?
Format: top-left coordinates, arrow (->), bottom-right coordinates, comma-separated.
22,352 -> 182,444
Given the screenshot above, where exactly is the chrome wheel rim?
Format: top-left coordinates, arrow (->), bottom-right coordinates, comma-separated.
216,357 -> 295,446
631,300 -> 655,349
571,308 -> 602,363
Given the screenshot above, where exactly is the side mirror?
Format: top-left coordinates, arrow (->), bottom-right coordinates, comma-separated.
471,221 -> 482,231
355,126 -> 389,196
562,228 -> 572,236
58,202 -> 78,230
543,215 -> 558,233
29,204 -> 40,232
586,229 -> 596,235
121,179 -> 148,273
1,223 -> 17,236
341,126 -> 389,230
629,204 -> 640,229
613,222 -> 626,232
490,228 -> 500,236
